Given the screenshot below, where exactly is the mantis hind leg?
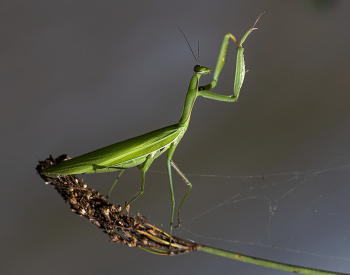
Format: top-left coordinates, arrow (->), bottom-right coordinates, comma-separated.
106,169 -> 125,198
117,155 -> 154,216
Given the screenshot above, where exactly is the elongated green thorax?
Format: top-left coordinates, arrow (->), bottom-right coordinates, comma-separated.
178,73 -> 202,128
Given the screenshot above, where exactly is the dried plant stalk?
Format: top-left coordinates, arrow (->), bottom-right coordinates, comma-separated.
36,155 -> 346,274
36,154 -> 198,255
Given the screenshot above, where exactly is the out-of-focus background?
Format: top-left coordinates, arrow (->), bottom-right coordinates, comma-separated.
2,1 -> 350,274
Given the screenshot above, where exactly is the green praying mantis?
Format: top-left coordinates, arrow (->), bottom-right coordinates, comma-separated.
43,12 -> 264,240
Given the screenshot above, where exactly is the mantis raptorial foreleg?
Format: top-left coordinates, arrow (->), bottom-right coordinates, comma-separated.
199,11 -> 265,101
199,33 -> 239,92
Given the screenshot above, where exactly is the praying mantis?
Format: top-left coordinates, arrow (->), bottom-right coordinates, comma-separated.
43,12 -> 264,239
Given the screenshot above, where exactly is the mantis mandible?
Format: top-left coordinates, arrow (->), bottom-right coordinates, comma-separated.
43,12 -> 264,239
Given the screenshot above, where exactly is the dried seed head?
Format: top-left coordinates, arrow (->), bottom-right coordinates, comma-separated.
37,154 -> 199,255
69,198 -> 77,204
79,209 -> 86,215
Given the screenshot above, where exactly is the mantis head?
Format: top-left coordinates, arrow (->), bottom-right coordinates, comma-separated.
194,65 -> 211,75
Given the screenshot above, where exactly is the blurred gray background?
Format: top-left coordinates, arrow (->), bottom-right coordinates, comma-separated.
2,0 -> 350,274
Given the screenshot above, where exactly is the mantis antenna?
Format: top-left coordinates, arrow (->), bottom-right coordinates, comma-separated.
178,27 -> 199,64
198,40 -> 200,65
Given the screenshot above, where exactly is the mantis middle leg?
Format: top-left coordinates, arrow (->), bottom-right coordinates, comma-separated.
167,146 -> 193,234
167,144 -> 177,238
170,160 -> 192,228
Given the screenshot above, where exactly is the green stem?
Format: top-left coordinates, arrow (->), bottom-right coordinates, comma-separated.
198,245 -> 346,275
